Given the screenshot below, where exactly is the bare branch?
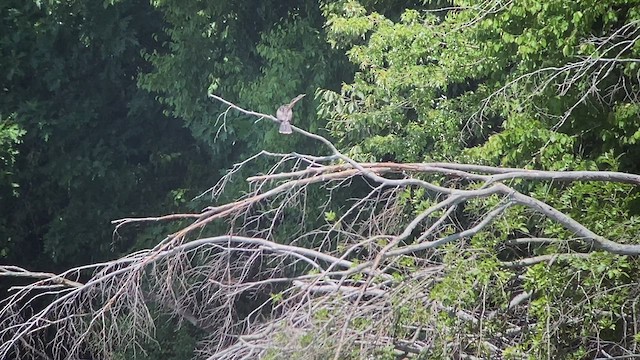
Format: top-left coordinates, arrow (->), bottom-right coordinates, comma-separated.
2,94 -> 638,359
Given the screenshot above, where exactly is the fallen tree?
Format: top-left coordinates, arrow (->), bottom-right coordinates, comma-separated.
1,96 -> 639,359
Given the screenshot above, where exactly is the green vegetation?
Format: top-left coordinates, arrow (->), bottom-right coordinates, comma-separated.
1,0 -> 639,359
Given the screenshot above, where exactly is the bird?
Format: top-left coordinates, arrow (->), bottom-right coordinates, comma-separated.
276,94 -> 305,134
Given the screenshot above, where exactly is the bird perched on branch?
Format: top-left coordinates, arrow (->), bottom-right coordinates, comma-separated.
276,94 -> 305,134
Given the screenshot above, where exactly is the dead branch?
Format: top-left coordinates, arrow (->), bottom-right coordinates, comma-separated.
0,95 -> 638,359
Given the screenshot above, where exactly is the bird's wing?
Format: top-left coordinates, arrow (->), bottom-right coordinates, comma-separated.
277,105 -> 292,121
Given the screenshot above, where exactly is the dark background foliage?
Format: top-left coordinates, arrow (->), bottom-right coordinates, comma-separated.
1,0 -> 639,358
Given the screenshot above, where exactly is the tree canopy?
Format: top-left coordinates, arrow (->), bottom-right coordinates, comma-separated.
1,0 -> 640,359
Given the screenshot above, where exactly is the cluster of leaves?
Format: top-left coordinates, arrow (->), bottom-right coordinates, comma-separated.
318,0 -> 640,357
139,0 -> 349,158
0,0 -> 216,268
0,114 -> 25,196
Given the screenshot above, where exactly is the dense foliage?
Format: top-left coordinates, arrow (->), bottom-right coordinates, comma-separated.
0,0 -> 215,269
319,0 -> 640,357
139,0 -> 349,156
1,0 -> 639,358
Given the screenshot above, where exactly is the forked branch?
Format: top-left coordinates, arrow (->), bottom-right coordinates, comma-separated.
0,95 -> 638,360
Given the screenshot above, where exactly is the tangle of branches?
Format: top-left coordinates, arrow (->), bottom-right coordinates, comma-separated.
1,96 -> 639,360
